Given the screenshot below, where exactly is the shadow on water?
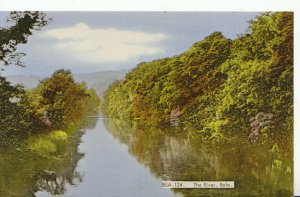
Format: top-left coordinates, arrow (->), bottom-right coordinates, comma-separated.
0,117 -> 293,196
0,117 -> 98,197
103,119 -> 293,197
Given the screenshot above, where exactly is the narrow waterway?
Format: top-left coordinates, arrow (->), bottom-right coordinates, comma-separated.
0,117 -> 293,196
36,118 -> 179,197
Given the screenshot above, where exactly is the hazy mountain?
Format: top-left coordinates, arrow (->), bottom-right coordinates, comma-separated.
6,70 -> 129,97
74,70 -> 128,96
6,75 -> 43,89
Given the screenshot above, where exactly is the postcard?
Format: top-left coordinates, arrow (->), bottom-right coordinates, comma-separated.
0,10 -> 295,196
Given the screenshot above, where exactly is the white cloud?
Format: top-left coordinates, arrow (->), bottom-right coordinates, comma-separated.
42,23 -> 168,63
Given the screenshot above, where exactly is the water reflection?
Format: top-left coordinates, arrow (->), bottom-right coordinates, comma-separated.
104,119 -> 293,196
0,117 -> 293,196
0,117 -> 97,197
36,170 -> 81,195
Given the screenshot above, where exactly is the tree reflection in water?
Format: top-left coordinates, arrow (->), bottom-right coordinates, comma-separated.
104,119 -> 293,197
0,117 -> 97,197
36,170 -> 83,195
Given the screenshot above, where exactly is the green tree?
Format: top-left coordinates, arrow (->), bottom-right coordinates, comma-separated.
0,76 -> 38,136
104,12 -> 293,149
0,11 -> 49,138
34,69 -> 90,128
173,32 -> 231,104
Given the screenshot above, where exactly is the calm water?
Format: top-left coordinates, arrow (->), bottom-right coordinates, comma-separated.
0,118 -> 293,196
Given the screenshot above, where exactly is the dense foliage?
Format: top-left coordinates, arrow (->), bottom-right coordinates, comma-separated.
0,76 -> 37,136
0,11 -> 50,141
29,69 -> 100,129
0,12 -> 100,142
104,12 -> 293,150
0,69 -> 100,139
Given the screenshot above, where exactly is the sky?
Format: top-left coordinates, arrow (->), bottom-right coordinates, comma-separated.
0,12 -> 258,76
0,4 -> 299,195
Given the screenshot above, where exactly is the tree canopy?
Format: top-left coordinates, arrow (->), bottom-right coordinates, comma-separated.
0,12 -> 100,139
104,12 -> 293,152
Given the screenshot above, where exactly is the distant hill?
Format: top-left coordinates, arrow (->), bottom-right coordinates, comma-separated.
6,75 -> 43,89
6,70 -> 128,97
74,70 -> 128,97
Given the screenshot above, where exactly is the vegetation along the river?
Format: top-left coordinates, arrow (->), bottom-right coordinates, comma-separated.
0,11 -> 293,197
0,12 -> 100,154
103,12 -> 293,155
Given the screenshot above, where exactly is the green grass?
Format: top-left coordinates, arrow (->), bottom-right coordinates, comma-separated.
49,130 -> 68,142
27,130 -> 68,155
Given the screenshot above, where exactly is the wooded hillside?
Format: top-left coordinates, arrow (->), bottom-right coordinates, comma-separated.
104,12 -> 293,149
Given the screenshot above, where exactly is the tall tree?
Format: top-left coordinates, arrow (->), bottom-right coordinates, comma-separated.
0,12 -> 50,136
35,69 -> 89,128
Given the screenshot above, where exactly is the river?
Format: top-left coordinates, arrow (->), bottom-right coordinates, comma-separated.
0,118 -> 293,196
